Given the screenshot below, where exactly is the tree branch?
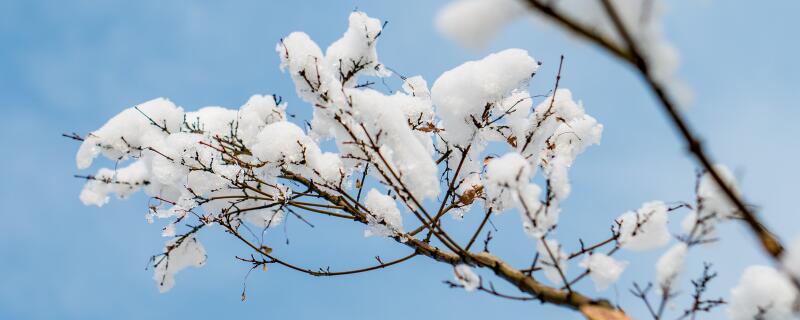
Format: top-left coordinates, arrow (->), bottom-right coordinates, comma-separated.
521,0 -> 794,290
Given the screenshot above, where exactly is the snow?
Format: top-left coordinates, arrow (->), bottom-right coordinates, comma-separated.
484,153 -> 555,237
727,265 -> 798,320
537,238 -> 568,285
243,208 -> 285,229
540,111 -> 602,200
435,0 -> 525,48
431,48 -> 539,147
148,132 -> 202,187
655,242 -> 687,290
402,75 -> 431,99
517,183 -> 549,238
579,253 -> 627,292
681,165 -> 739,241
236,94 -> 286,146
783,236 -> 800,279
454,264 -> 480,292
435,0 -> 689,103
349,88 -> 440,200
184,106 -> 238,138
617,201 -> 671,251
522,89 -> 603,201
79,160 -> 151,207
76,98 -> 184,169
325,11 -> 390,86
697,164 -> 740,220
161,223 -> 176,237
363,189 -> 404,238
73,10 -> 611,295
250,121 -> 344,184
276,31 -> 333,105
251,121 -> 313,165
153,236 -> 207,293
484,152 -> 534,211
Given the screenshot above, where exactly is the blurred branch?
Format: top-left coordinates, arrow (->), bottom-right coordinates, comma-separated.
522,0 -> 794,290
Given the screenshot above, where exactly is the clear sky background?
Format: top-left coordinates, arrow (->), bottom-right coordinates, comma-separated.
2,1 -> 799,319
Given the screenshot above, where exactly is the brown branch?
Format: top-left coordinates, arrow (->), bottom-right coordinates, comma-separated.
466,208 -> 494,251
520,0 -> 793,291
428,144 -> 472,242
237,251 -> 418,277
445,279 -> 538,301
595,0 -> 792,286
278,170 -> 626,318
521,0 -> 635,65
568,235 -> 619,260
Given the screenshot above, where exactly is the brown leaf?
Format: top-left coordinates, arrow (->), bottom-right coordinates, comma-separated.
507,135 -> 517,148
417,123 -> 442,133
459,185 -> 484,205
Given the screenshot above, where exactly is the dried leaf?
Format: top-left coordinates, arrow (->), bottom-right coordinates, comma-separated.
417,122 -> 442,133
507,135 -> 517,148
459,185 -> 484,205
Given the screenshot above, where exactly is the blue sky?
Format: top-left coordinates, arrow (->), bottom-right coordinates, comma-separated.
2,1 -> 799,319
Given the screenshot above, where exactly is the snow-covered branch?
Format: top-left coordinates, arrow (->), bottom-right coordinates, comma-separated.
70,5 -> 800,320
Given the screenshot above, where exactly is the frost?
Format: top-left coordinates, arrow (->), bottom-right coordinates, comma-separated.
579,253 -> 627,292
727,265 -> 798,320
454,264 -> 480,292
617,201 -> 671,251
655,242 -> 687,290
537,238 -> 568,285
153,236 -> 207,293
363,189 -> 404,238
